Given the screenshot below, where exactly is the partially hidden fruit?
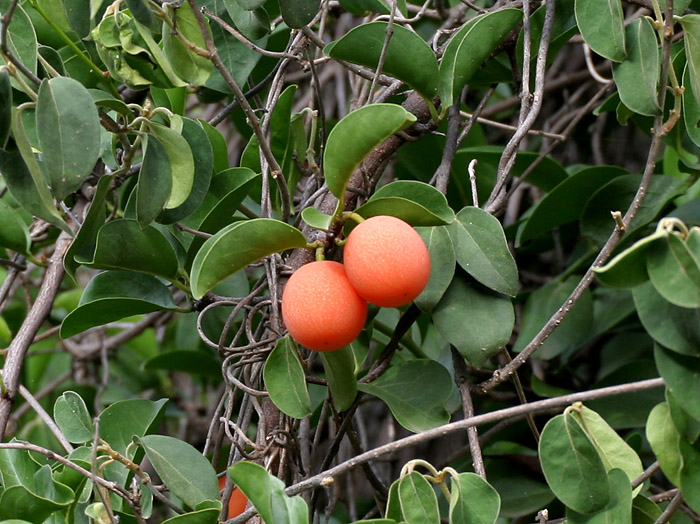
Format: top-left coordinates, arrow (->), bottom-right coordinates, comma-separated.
343,215 -> 431,307
282,260 -> 368,351
219,476 -> 248,518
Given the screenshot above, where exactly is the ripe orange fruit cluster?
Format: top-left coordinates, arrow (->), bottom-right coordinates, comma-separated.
282,215 -> 430,352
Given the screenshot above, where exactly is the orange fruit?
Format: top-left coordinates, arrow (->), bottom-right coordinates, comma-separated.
282,260 -> 367,351
343,215 -> 431,307
219,476 -> 248,518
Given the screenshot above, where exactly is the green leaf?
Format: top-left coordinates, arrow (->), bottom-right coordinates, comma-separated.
278,0 -> 319,28
138,435 -> 219,509
398,472 -> 439,524
0,441 -> 40,488
198,119 -> 229,173
679,437 -> 700,513
647,232 -> 700,308
137,133 -> 172,227
683,63 -> 700,148
414,226 -> 455,312
125,0 -> 159,31
593,230 -> 665,289
574,0 -> 625,62
514,277 -> 593,360
100,398 -> 167,460
633,280 -> 700,357
301,207 -> 334,230
263,337 -> 313,419
149,121 -> 196,210
223,2 -> 270,40
433,274 -> 514,368
234,0 -> 266,9
654,344 -> 700,421
0,3 -> 37,90
0,70 -> 11,149
519,166 -> 628,245
60,271 -> 180,338
439,9 -> 522,108
355,180 -> 455,226
357,360 -> 451,433
681,15 -> 700,103
190,218 -> 307,299
539,412 -> 611,514
162,1 -> 213,84
53,391 -> 94,444
447,207 -> 518,296
338,0 -> 390,15
76,219 -> 180,281
0,200 -> 30,255
161,508 -> 220,524
612,17 -> 661,116
449,472 -> 501,524
0,483 -> 72,522
386,480 -> 403,521
646,402 -> 681,486
323,104 -> 416,199
566,468 -> 633,524
324,22 -> 439,101
36,77 -> 101,201
144,350 -> 222,378
228,461 -> 309,524
667,389 -> 700,444
320,346 -> 358,412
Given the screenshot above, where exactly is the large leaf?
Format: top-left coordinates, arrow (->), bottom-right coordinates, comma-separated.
190,218 -> 307,299
323,104 -> 416,199
36,77 -> 101,201
53,391 -> 94,444
324,22 -> 439,101
439,9 -> 522,108
357,360 -> 451,433
647,232 -> 700,308
414,226 -> 455,312
654,344 -> 700,421
575,0 -> 626,62
60,271 -> 181,338
612,17 -> 661,116
449,472 -> 501,524
433,275 -> 514,368
398,472 -> 439,524
263,337 -> 313,419
447,207 -> 518,296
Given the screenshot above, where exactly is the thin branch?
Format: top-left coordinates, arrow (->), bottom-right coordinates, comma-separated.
654,491 -> 684,524
18,385 -> 74,453
367,0 -> 397,104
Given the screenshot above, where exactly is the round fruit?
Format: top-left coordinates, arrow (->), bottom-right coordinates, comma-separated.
343,215 -> 431,308
282,260 -> 368,351
219,476 -> 248,518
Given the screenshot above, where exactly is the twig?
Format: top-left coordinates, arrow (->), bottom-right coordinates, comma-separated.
468,159 -> 479,207
367,0 -> 397,104
432,97 -> 463,194
654,491 -> 684,524
18,385 -> 74,453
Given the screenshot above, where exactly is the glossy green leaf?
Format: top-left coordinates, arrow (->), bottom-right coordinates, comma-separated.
228,461 -> 309,524
447,207 -> 518,296
301,207 -> 334,230
612,17 -> 661,116
60,271 -> 180,338
683,64 -> 700,147
76,219 -> 180,281
646,402 -> 681,486
324,22 -> 438,100
633,281 -> 700,357
593,231 -> 665,289
647,232 -> 700,308
433,274 -> 514,368
575,0 -> 625,62
681,15 -> 700,103
449,472 -> 501,524
234,0 -> 266,9
539,412 -> 611,514
398,472 -> 439,524
190,218 -> 308,299
519,166 -> 628,245
0,3 -> 37,90
263,337 -> 312,419
320,346 -> 358,412
53,391 -> 93,444
161,508 -> 220,524
0,201 -> 30,255
0,440 -> 40,488
100,398 -> 168,457
667,389 -> 700,444
324,104 -> 416,199
144,350 -> 222,378
138,435 -> 219,509
0,70 -> 11,149
0,482 -> 72,522
439,9 -> 522,108
279,0 -> 319,28
223,1 -> 270,40
36,77 -> 101,201
414,226 -> 455,312
386,480 -> 403,522
566,468 -> 632,524
162,1 -> 213,84
356,180 -> 455,226
137,133 -> 172,227
198,119 -> 229,173
357,360 -> 451,432
631,496 -> 662,524
514,277 -> 593,360
149,122 -> 196,210
679,438 -> 700,513
654,344 -> 700,421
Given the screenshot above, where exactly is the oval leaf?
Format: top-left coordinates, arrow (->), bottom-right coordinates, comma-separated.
150,122 -> 196,210
323,104 -> 416,199
593,230 -> 665,289
654,344 -> 700,421
449,472 -> 501,524
137,133 -> 172,227
0,201 -> 30,255
398,472 -> 439,524
646,402 -> 682,486
53,391 -> 94,444
0,70 -> 11,148
263,337 -> 313,419
190,218 -> 308,299
575,0 -> 626,62
647,232 -> 700,308
162,1 -> 213,84
320,346 -> 358,412
566,468 -> 633,524
681,15 -> 700,102
301,207 -> 334,231
414,226 -> 456,312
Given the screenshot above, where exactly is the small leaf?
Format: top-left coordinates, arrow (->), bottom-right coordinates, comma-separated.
36,77 -> 101,201
654,344 -> 700,421
137,133 -> 172,227
647,232 -> 700,308
190,218 -> 308,299
323,104 -> 416,199
301,207 -> 334,231
539,412 -> 611,514
356,180 -> 455,226
612,17 -> 661,116
593,230 -> 666,289
449,472 -> 501,524
0,70 -> 11,149
0,3 -> 37,90
447,207 -> 518,296
680,15 -> 700,103
398,472 -> 439,524
162,1 -> 213,84
683,64 -> 700,148
138,435 -> 219,509
357,360 -> 451,433
324,22 -> 439,100
149,121 -> 196,211
320,346 -> 358,411
60,271 -> 180,338
433,274 -> 514,368
439,9 -> 522,108
278,0 -> 319,28
414,226 -> 456,312
54,392 -> 94,444
566,468 -> 633,524
263,337 -> 313,419
0,201 -> 30,255
646,402 -> 681,486
575,0 -> 626,62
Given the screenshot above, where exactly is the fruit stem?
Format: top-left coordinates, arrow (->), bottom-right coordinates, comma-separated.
341,212 -> 365,225
315,246 -> 325,261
